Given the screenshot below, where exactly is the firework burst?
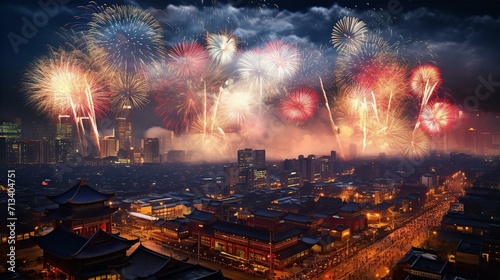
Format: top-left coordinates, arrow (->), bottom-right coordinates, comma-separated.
168,42 -> 209,78
206,32 -> 237,65
86,4 -> 165,73
263,41 -> 301,82
218,86 -> 259,127
420,101 -> 458,134
23,48 -> 109,154
278,88 -> 320,123
410,64 -> 441,95
155,87 -> 203,135
110,71 -> 150,111
331,16 -> 368,53
335,33 -> 396,93
398,129 -> 430,160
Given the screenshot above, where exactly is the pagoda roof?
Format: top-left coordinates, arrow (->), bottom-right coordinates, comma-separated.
117,244 -> 172,278
32,225 -> 138,260
47,179 -> 115,205
32,226 -> 88,259
73,229 -> 138,259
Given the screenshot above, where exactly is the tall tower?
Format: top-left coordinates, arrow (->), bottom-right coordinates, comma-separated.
115,116 -> 132,151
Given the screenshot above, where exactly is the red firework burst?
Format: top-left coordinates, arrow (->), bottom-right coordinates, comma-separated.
155,88 -> 202,135
420,101 -> 458,134
278,88 -> 320,123
168,42 -> 209,78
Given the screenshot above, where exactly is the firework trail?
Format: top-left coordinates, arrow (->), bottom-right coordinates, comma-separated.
320,77 -> 346,160
155,86 -> 202,135
86,4 -> 165,73
411,64 -> 441,131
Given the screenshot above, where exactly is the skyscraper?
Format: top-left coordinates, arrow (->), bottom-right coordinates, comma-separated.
237,148 -> 266,187
115,116 -> 132,150
56,115 -> 72,140
0,118 -> 22,163
143,138 -> 160,163
101,136 -> 118,157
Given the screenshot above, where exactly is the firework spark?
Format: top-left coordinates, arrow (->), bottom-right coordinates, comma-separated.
278,88 -> 319,123
396,129 -> 430,160
331,16 -> 368,53
110,71 -> 150,111
420,101 -> 458,134
86,4 -> 165,73
263,41 -> 301,82
155,87 -> 202,135
218,86 -> 259,127
410,64 -> 441,95
23,49 -> 108,154
168,42 -> 209,78
206,32 -> 237,65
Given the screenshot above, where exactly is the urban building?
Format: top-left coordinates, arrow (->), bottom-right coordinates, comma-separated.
143,138 -> 160,163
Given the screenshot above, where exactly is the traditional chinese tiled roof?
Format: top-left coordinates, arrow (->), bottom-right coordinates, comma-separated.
47,179 -> 115,205
209,220 -> 302,242
31,225 -> 88,259
252,209 -> 284,218
339,202 -> 361,212
116,244 -> 171,278
188,209 -> 216,222
274,241 -> 312,260
73,229 -> 138,259
32,225 -> 138,260
282,212 -> 315,224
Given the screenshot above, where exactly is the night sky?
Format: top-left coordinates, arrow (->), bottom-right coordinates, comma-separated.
1,0 -> 499,146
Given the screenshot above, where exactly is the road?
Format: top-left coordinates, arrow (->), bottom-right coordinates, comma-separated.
317,195 -> 453,280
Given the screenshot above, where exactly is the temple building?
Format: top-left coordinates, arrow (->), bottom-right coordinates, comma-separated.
32,225 -> 138,280
45,179 -> 117,236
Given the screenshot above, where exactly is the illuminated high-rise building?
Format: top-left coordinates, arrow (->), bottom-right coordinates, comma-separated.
0,118 -> 22,163
115,116 -> 132,150
237,148 -> 266,185
101,136 -> 118,157
56,115 -> 72,140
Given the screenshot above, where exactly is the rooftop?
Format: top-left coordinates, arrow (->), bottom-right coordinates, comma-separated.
47,179 -> 115,205
32,225 -> 138,259
209,220 -> 303,242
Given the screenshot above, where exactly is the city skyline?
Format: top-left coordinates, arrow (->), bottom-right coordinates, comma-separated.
1,0 -> 500,162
